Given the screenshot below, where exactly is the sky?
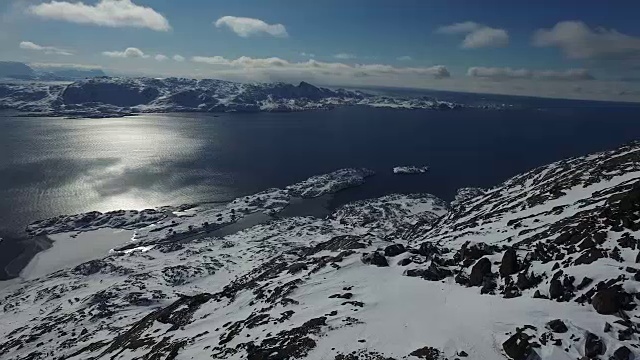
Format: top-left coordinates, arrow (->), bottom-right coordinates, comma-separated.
2,0 -> 640,102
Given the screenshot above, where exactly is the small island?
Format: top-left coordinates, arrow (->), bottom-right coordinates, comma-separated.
392,166 -> 429,174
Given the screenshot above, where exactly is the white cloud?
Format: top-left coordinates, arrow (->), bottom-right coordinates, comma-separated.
102,47 -> 148,58
397,56 -> 413,61
191,55 -> 450,79
155,54 -> 168,61
300,52 -> 315,58
214,16 -> 288,38
467,66 -> 594,81
436,21 -> 482,35
19,41 -> 73,56
173,54 -> 185,62
533,21 -> 640,60
334,53 -> 356,60
437,22 -> 509,48
28,0 -> 170,31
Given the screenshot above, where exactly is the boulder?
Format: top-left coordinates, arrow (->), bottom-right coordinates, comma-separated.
502,333 -> 532,360
384,243 -> 406,257
418,242 -> 440,258
469,257 -> 492,286
287,263 -> 308,274
546,319 -> 568,333
455,272 -> 469,286
576,277 -> 593,290
612,346 -> 633,360
592,287 -> 623,314
361,252 -> 389,267
548,279 -> 563,300
584,332 -> 605,358
500,248 -> 519,277
458,241 -> 495,262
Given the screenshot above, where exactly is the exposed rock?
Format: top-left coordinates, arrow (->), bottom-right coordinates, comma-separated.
458,242 -> 495,263
546,319 -> 568,333
584,332 -> 605,358
576,277 -> 593,290
548,279 -> 563,300
361,252 -> 389,267
592,287 -> 624,315
500,248 -> 519,277
469,258 -> 492,286
502,333 -> 533,360
384,244 -> 406,257
408,346 -> 444,360
612,346 -> 633,360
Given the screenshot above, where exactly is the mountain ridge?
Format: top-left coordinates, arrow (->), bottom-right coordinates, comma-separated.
0,76 -> 472,118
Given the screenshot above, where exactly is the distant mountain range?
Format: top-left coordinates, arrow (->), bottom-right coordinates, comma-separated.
0,75 -> 470,118
0,61 -> 106,81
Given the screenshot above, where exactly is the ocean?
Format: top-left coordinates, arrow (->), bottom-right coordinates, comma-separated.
1,96 -> 639,278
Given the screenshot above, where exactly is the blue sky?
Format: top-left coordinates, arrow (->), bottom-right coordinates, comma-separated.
2,0 -> 640,101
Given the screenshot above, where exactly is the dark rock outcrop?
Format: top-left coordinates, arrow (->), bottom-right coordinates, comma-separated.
546,319 -> 568,333
612,346 -> 633,360
500,248 -> 519,277
469,257 -> 492,286
384,244 -> 406,257
584,332 -> 605,358
361,252 -> 389,267
502,332 -> 533,360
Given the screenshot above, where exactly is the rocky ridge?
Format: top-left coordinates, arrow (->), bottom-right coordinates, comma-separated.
0,142 -> 639,360
0,77 -> 465,118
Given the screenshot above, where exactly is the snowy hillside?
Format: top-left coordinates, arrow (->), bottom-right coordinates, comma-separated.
1,142 -> 640,360
0,77 -> 463,117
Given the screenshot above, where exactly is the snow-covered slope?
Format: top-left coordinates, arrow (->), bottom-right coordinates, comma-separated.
0,77 -> 463,118
1,142 -> 640,360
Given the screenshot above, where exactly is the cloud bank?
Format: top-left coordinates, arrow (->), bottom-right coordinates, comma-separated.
102,47 -> 148,58
467,67 -> 594,81
28,0 -> 170,31
19,41 -> 72,56
533,21 -> 640,61
437,21 -> 509,48
214,16 -> 288,38
190,55 -> 450,79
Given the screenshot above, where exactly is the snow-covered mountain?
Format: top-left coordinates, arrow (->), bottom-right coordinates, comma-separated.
0,77 -> 463,117
1,142 -> 639,360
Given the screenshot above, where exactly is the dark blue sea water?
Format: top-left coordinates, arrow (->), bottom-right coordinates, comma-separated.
1,99 -> 640,238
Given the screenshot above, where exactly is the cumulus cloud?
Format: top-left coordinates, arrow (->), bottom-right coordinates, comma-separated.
436,22 -> 509,48
334,53 -> 357,60
214,16 -> 288,38
19,41 -> 73,55
28,0 -> 170,31
533,21 -> 640,61
173,54 -> 185,62
467,66 -> 594,81
155,54 -> 168,61
191,55 -> 450,79
397,56 -> 413,61
102,47 -> 148,58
